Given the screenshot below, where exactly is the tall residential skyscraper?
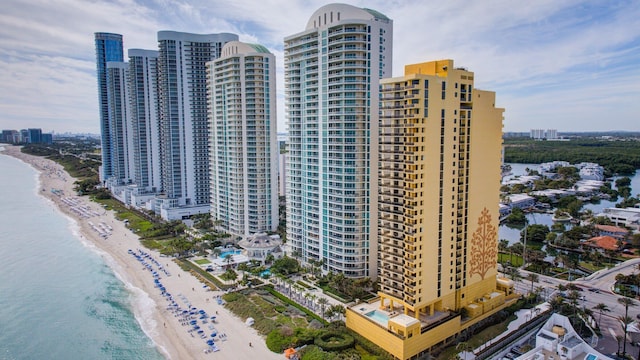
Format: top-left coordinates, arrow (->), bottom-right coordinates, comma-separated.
128,49 -> 161,193
106,61 -> 134,183
284,3 -> 393,277
347,60 -> 509,360
156,31 -> 238,219
95,32 -> 124,182
207,41 -> 278,237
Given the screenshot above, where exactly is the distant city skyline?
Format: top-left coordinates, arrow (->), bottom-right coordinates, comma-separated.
1,0 -> 639,133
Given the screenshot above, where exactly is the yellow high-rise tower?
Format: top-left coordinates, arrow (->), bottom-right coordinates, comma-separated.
346,60 -> 516,360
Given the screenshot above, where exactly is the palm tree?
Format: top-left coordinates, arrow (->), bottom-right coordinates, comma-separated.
549,295 -> 565,312
332,304 -> 345,321
566,290 -> 580,318
618,296 -> 636,356
309,294 -> 317,311
499,239 -> 509,253
224,253 -> 233,270
616,334 -> 624,356
509,267 -> 522,287
594,303 -> 610,328
456,342 -> 473,360
317,297 -> 329,320
526,273 -> 539,294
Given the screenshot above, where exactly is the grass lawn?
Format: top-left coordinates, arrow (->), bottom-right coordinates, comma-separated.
94,198 -> 155,233
194,258 -> 211,265
498,252 -> 523,267
579,261 -> 605,272
223,288 -> 310,335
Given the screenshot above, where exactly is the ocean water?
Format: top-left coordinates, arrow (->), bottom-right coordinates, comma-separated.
0,150 -> 165,360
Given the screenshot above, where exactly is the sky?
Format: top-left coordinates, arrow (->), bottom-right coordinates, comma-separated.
1,0 -> 639,134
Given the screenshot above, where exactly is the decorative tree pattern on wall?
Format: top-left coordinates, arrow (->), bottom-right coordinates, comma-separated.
469,207 -> 498,280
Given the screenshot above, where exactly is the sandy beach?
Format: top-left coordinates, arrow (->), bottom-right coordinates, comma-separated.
1,145 -> 282,360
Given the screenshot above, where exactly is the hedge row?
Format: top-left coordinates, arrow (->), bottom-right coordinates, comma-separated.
314,331 -> 354,352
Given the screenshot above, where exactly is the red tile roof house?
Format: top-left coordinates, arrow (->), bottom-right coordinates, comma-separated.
594,224 -> 630,240
583,235 -> 626,254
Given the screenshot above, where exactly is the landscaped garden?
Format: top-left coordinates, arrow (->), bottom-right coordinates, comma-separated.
222,286 -> 392,360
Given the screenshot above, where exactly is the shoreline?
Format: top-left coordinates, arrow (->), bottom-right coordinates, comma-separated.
1,145 -> 281,360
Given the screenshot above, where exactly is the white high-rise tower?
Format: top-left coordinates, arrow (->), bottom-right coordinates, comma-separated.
128,49 -> 160,193
156,31 -> 238,220
284,4 -> 393,277
208,41 -> 278,237
106,61 -> 134,184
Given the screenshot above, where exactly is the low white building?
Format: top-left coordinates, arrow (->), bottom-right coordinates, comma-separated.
598,207 -> 640,231
505,194 -> 536,210
516,313 -> 611,360
237,233 -> 283,264
577,163 -> 605,181
539,161 -> 571,173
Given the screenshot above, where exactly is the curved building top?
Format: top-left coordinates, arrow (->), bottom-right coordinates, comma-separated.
220,41 -> 271,58
305,3 -> 391,30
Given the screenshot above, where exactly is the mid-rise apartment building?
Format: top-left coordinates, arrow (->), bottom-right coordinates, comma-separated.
207,41 -> 278,237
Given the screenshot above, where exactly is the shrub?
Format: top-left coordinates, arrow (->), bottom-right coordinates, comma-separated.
266,327 -> 319,353
300,345 -> 328,360
314,331 -> 354,352
224,292 -> 242,302
266,329 -> 291,353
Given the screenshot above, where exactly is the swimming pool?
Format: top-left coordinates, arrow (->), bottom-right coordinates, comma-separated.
585,354 -> 597,360
260,268 -> 271,278
219,249 -> 241,259
365,310 -> 389,326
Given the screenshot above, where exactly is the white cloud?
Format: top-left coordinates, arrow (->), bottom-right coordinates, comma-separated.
0,0 -> 638,133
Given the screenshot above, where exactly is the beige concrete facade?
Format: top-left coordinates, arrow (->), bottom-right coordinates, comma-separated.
347,59 -> 512,360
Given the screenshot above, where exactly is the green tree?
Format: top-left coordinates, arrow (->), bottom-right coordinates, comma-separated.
521,224 -> 550,243
616,177 -> 632,188
617,297 -> 636,356
456,342 -> 473,360
526,273 -> 539,294
224,253 -> 234,270
271,256 -> 301,275
317,297 -> 329,321
505,207 -> 526,225
594,303 -> 610,328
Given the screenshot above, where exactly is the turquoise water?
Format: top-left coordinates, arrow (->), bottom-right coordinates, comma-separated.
260,268 -> 271,278
219,249 -> 241,258
0,150 -> 165,360
365,310 -> 389,325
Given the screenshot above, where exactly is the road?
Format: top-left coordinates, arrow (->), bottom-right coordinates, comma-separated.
509,257 -> 640,356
